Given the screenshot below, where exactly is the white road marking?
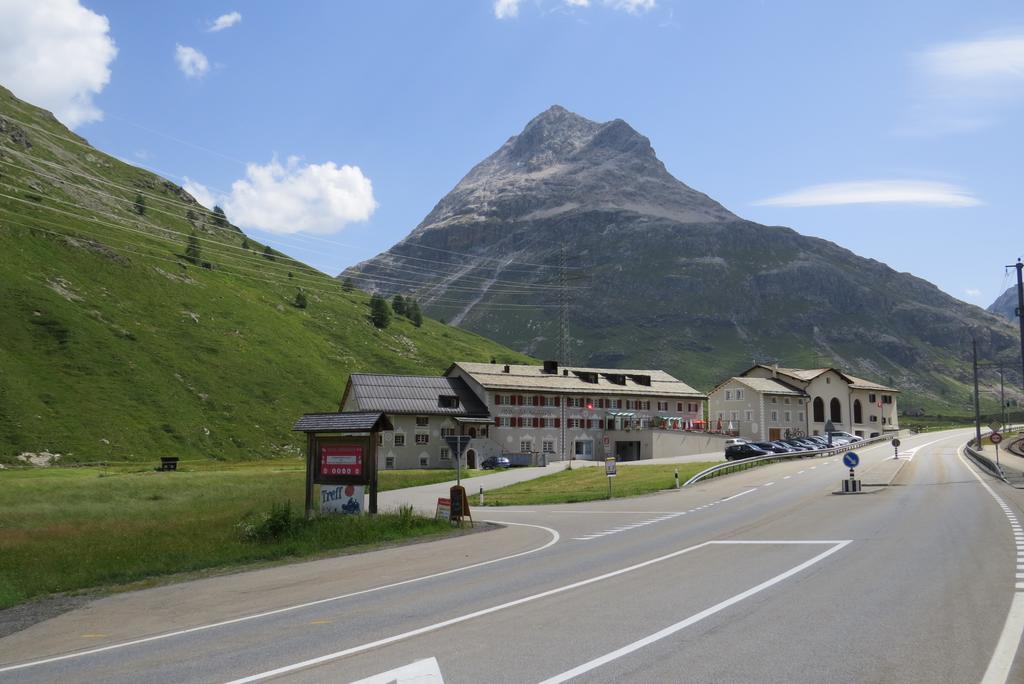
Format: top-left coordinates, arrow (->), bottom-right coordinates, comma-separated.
536,540 -> 852,684
721,488 -> 757,502
958,446 -> 1024,684
797,470 -> 805,474
0,521 -> 560,675
222,540 -> 852,684
351,657 -> 445,684
764,482 -> 775,487
783,476 -> 792,480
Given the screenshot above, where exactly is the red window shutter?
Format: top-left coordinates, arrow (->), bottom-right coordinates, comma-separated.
554,418 -> 561,428
598,419 -> 604,429
517,395 -> 524,406
586,419 -> 592,429
554,396 -> 560,407
616,400 -> 622,408
494,417 -> 501,426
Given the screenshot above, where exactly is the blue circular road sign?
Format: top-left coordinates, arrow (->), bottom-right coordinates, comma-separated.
843,452 -> 860,468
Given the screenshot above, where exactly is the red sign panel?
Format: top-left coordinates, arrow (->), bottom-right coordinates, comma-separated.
320,444 -> 363,478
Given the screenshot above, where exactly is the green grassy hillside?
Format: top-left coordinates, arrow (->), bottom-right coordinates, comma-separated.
0,86 -> 531,464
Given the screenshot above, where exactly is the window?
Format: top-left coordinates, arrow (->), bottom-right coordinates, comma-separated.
730,412 -> 738,421
745,411 -> 752,421
658,401 -> 669,411
784,398 -> 791,404
868,393 -> 876,403
725,390 -> 733,400
520,439 -> 533,453
439,448 -> 450,460
419,456 -> 429,467
784,411 -> 791,422
798,412 -> 805,421
643,401 -> 651,410
542,440 -> 555,453
770,397 -> 777,404
494,394 -> 504,405
394,434 -> 405,447
770,411 -> 778,422
438,395 -> 460,408
415,433 -> 429,445
829,398 -> 841,423
416,416 -> 429,427
882,395 -> 893,404
385,456 -> 395,469
378,434 -> 383,446
813,397 -> 825,422
870,415 -> 878,423
677,402 -> 683,412
853,400 -> 863,424
735,389 -> 744,400
441,427 -> 456,438
688,402 -> 699,413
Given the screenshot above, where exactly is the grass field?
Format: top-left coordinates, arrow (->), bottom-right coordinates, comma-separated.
483,462 -> 717,505
0,465 -> 477,610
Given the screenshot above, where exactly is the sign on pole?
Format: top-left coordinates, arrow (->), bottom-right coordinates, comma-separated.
990,421 -> 1003,434
843,451 -> 859,469
605,457 -> 617,477
991,432 -> 1003,445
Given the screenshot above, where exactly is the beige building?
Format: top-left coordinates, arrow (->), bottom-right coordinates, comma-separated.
447,361 -> 706,462
708,365 -> 899,442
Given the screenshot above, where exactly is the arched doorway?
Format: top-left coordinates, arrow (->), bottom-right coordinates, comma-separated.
853,400 -> 862,424
813,397 -> 825,422
465,449 -> 476,469
829,398 -> 842,423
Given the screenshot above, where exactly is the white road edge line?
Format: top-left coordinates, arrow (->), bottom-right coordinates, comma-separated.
536,540 -> 852,684
220,540 -> 851,684
957,446 -> 1024,684
720,488 -> 757,502
0,521 -> 560,675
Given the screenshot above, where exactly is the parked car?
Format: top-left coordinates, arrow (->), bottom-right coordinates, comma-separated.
781,440 -> 811,451
481,456 -> 511,470
725,443 -> 770,460
723,438 -> 748,448
754,441 -> 791,454
828,431 -> 862,443
771,440 -> 801,453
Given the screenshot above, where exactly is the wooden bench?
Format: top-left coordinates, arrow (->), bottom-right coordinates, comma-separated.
159,457 -> 179,471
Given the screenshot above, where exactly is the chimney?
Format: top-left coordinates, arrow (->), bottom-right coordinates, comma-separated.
543,360 -> 559,375
503,364 -> 510,373
772,364 -> 778,378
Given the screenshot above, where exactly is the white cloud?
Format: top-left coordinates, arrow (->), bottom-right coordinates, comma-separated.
494,0 -> 521,19
209,11 -> 241,32
753,180 -> 982,208
566,0 -> 590,6
906,32 -> 1024,134
0,0 -> 117,128
175,44 -> 209,78
604,0 -> 655,13
223,156 -> 377,235
183,177 -> 215,210
966,288 -> 982,298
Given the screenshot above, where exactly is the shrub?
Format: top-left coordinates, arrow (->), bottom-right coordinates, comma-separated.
237,501 -> 298,543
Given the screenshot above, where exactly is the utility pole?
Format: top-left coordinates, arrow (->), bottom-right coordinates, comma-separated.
559,241 -> 570,366
1008,258 -> 1024,395
973,336 -> 982,448
999,367 -> 1006,429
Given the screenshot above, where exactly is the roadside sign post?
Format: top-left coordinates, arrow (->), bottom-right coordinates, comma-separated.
674,467 -> 680,490
891,437 -> 901,461
605,457 -> 617,499
841,451 -> 861,494
992,432 -> 1003,468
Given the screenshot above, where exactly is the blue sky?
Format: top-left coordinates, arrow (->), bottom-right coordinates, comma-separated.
2,0 -> 1022,306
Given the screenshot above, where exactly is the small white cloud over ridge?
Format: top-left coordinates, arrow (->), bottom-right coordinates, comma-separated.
183,177 -> 215,210
209,11 -> 242,32
0,0 -> 117,128
965,288 -> 982,298
494,0 -> 521,19
754,180 -> 981,208
175,44 -> 209,78
224,156 -> 377,235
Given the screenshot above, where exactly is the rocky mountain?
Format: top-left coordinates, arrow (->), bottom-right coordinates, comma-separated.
0,85 -> 529,463
988,284 -> 1020,321
343,105 -> 1021,412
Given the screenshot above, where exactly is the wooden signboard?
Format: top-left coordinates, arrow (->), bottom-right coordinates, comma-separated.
449,485 -> 472,527
313,436 -> 373,486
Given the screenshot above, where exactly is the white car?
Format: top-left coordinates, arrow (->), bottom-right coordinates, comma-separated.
828,431 -> 861,443
723,438 -> 747,448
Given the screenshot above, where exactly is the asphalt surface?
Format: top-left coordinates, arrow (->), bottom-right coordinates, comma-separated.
2,428 -> 1023,683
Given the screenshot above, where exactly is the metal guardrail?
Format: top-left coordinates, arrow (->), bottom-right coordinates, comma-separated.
964,442 -> 1005,481
683,433 -> 898,487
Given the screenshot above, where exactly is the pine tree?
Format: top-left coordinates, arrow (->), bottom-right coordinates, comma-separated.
370,294 -> 391,329
392,294 -> 407,316
184,234 -> 201,264
133,193 -> 146,216
408,298 -> 423,327
262,245 -> 275,260
212,205 -> 228,228
293,289 -> 308,309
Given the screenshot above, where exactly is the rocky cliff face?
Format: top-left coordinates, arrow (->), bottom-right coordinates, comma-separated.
988,284 -> 1020,321
342,106 -> 1021,410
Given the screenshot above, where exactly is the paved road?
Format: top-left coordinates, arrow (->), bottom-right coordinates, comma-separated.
2,429 -> 1023,683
